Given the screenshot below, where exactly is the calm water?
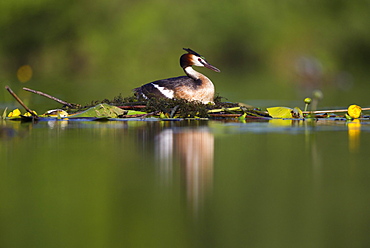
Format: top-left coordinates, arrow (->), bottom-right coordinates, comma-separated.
1,118 -> 370,248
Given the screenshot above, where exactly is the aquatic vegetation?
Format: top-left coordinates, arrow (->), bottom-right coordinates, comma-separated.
2,86 -> 369,121
266,107 -> 303,119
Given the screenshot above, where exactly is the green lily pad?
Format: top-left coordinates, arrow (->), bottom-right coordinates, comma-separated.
126,110 -> 148,115
267,106 -> 303,119
69,103 -> 125,118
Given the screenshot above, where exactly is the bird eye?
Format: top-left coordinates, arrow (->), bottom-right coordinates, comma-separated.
197,57 -> 206,66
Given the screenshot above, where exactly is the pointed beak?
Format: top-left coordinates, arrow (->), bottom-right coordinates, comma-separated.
203,62 -> 221,72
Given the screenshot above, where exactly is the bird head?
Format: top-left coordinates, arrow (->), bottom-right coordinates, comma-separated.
180,48 -> 220,72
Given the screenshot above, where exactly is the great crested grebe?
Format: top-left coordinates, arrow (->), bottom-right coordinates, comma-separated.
133,48 -> 220,104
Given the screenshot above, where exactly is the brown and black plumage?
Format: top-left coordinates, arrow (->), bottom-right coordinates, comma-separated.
133,48 -> 220,104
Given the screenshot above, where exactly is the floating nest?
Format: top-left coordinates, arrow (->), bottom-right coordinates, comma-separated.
69,94 -> 269,119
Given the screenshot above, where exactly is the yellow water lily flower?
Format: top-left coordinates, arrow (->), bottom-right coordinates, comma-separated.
347,105 -> 362,119
8,109 -> 21,117
23,111 -> 38,117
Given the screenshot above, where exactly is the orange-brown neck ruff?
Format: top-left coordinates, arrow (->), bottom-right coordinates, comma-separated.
180,54 -> 192,69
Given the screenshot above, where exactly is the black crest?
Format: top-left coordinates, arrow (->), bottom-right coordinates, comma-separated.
183,48 -> 203,58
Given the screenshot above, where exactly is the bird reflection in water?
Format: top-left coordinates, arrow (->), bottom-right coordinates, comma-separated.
156,126 -> 214,213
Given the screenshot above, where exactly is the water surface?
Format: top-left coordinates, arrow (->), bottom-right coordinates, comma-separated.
1,118 -> 370,248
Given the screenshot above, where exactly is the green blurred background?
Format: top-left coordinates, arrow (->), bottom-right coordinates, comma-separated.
1,0 -> 369,111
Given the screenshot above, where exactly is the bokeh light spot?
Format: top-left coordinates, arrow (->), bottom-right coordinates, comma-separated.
17,65 -> 33,83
